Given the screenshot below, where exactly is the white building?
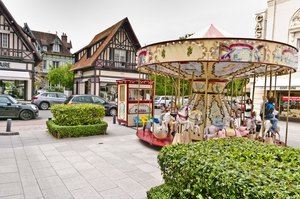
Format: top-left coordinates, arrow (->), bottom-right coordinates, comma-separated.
252,0 -> 300,115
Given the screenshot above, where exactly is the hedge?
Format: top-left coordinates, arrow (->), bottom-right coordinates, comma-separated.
51,104 -> 105,126
46,120 -> 108,138
148,138 -> 300,199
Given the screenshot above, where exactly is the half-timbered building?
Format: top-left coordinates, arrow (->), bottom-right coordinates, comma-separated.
0,1 -> 40,100
70,18 -> 141,102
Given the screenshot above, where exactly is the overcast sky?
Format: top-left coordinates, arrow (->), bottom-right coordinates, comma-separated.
3,0 -> 267,53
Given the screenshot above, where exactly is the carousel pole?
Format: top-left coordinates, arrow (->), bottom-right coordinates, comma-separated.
152,66 -> 157,135
251,75 -> 256,113
285,70 -> 292,146
164,76 -> 167,107
230,77 -> 234,112
182,79 -> 185,106
171,77 -> 174,112
203,63 -> 209,140
177,66 -> 181,108
269,69 -> 273,98
262,65 -> 268,139
189,72 -> 195,101
243,79 -> 247,122
137,71 -> 141,130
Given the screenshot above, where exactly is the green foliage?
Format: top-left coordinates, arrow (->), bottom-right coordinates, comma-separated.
148,138 -> 300,199
48,86 -> 64,92
226,79 -> 249,97
46,120 -> 108,138
47,63 -> 73,90
150,75 -> 190,96
51,104 -> 105,126
179,33 -> 195,39
147,184 -> 178,199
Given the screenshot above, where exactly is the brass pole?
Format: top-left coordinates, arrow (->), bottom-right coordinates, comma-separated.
171,77 -> 174,112
189,72 -> 195,101
262,65 -> 268,138
285,71 -> 292,146
251,75 -> 256,113
274,73 -> 277,100
177,66 -> 181,108
164,76 -> 167,106
152,66 -> 157,134
230,78 -> 234,112
269,69 -> 272,98
137,71 -> 141,130
182,79 -> 185,106
243,79 -> 247,122
203,63 -> 209,140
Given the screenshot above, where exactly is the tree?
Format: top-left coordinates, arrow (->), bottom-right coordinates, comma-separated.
47,63 -> 73,90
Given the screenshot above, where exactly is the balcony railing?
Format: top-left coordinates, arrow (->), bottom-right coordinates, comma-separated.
0,48 -> 33,60
95,59 -> 137,71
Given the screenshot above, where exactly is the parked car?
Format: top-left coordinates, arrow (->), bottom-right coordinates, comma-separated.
64,95 -> 117,116
154,96 -> 172,108
32,92 -> 67,110
0,94 -> 39,120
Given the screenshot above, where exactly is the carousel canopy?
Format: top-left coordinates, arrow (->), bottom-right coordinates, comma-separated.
137,24 -> 298,82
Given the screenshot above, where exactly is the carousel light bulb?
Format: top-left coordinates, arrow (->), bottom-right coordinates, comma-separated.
178,41 -> 182,44
172,42 -> 175,45
191,42 -> 196,45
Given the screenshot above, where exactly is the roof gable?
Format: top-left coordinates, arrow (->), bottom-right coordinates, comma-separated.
70,17 -> 141,71
0,1 -> 40,63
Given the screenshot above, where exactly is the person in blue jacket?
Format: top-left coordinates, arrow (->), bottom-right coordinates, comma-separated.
264,97 -> 278,132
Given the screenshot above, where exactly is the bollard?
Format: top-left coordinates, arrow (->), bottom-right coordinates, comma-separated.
6,119 -> 12,132
113,114 -> 116,124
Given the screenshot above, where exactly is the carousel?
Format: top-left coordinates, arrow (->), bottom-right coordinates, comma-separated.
135,25 -> 298,147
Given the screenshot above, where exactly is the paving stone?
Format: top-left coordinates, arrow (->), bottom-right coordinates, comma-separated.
50,160 -> 73,170
41,187 -> 73,199
56,167 -> 79,179
73,161 -> 94,171
62,175 -> 89,191
0,164 -> 18,174
37,175 -> 65,190
65,155 -> 85,164
100,187 -> 131,199
115,177 -> 147,199
0,172 -> 20,184
89,177 -> 118,192
33,167 -> 56,179
29,160 -> 51,170
136,163 -> 159,173
79,168 -> 105,180
0,194 -> 25,199
71,186 -> 103,199
0,182 -> 23,197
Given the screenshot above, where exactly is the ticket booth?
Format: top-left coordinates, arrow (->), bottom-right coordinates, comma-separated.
117,79 -> 154,127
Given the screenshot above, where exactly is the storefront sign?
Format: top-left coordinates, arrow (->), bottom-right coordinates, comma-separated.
0,61 -> 10,68
279,86 -> 297,90
282,96 -> 300,101
255,15 -> 264,38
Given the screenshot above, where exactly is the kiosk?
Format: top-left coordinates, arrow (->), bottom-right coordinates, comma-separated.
117,79 -> 154,127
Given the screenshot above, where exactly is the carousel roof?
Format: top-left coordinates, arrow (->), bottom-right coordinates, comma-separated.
189,24 -> 233,38
136,36 -> 298,81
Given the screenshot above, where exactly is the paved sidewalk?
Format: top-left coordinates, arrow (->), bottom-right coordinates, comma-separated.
0,118 -> 163,199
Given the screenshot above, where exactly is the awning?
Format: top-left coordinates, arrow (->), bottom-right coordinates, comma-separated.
0,70 -> 31,80
282,96 -> 300,101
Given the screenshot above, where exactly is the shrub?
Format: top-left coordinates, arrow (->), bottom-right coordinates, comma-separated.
46,120 -> 108,138
148,138 -> 300,199
51,104 -> 105,126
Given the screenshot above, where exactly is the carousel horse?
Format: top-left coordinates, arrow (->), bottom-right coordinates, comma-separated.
263,119 -> 280,144
172,105 -> 193,144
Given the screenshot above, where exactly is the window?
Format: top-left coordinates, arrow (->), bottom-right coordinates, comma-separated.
46,93 -> 57,98
0,96 -> 10,103
53,44 -> 60,52
52,61 -> 59,68
57,93 -> 66,98
114,49 -> 126,68
42,45 -> 48,52
92,96 -> 105,104
1,33 -> 8,48
73,96 -> 93,103
43,60 -> 47,70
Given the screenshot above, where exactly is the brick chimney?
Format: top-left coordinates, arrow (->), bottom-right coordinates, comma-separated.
61,33 -> 67,43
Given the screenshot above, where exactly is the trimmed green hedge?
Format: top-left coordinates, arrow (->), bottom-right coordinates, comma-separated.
148,138 -> 300,199
46,120 -> 108,138
51,104 -> 105,126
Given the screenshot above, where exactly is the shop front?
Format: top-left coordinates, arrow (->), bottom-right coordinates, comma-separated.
0,62 -> 34,101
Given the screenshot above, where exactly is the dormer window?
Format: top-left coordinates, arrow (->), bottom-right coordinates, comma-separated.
42,45 -> 47,52
53,44 -> 60,52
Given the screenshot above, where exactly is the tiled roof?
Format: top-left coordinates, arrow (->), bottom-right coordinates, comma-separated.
70,17 -> 140,71
32,31 -> 72,57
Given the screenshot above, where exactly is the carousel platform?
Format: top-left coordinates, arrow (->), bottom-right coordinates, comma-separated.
136,129 -> 173,147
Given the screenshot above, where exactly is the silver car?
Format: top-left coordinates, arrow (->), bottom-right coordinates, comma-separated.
31,92 -> 67,110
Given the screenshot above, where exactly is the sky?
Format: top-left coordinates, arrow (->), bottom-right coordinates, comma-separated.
2,0 -> 267,53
